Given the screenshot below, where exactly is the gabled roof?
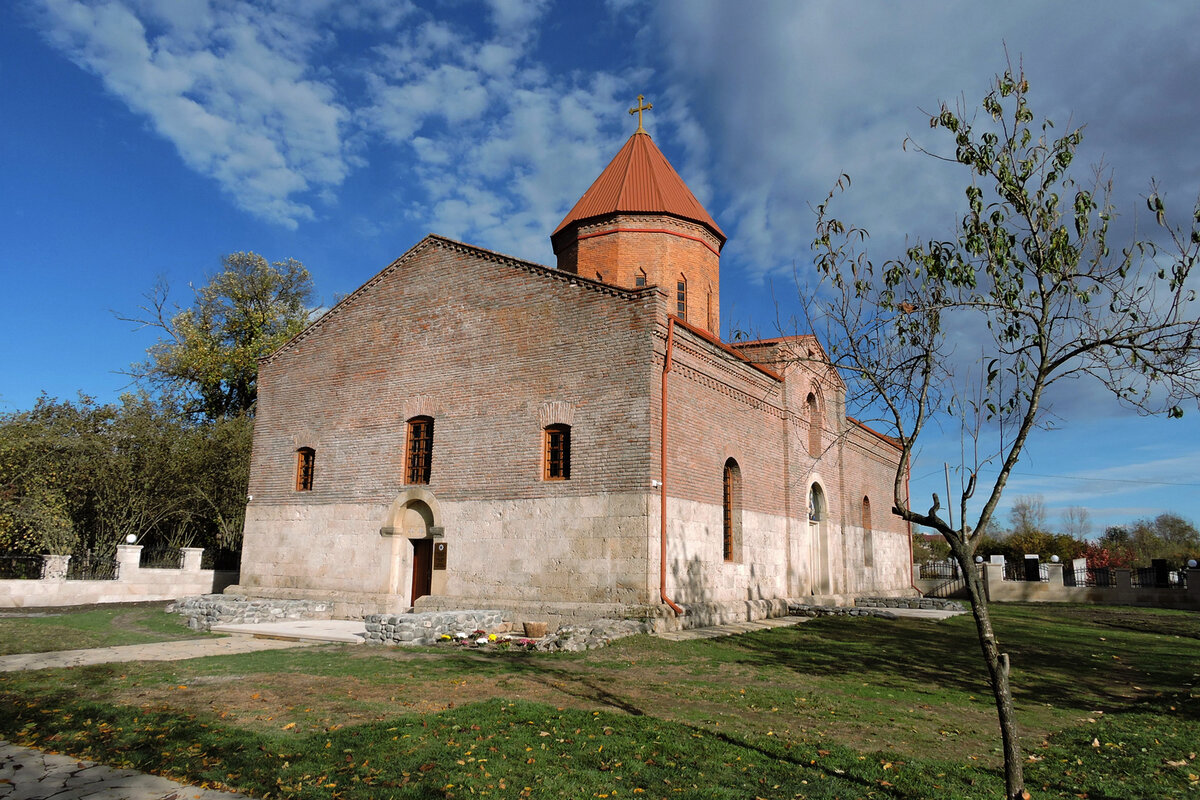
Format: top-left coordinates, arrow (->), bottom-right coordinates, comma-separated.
552,131 -> 725,244
261,234 -> 651,364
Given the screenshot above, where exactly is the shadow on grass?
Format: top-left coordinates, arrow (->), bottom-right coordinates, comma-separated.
0,688 -> 1002,799
708,606 -> 1199,718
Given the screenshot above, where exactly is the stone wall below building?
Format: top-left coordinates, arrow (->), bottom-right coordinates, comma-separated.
855,596 -> 965,611
364,610 -> 508,645
169,594 -> 333,631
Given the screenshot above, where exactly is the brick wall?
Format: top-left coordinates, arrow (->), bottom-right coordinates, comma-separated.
249,236 -> 659,507
555,214 -> 722,334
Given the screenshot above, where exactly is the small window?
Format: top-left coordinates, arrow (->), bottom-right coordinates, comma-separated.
723,458 -> 741,562
406,416 -> 433,485
862,496 -> 874,568
544,424 -> 571,480
706,286 -> 714,330
808,483 -> 825,522
295,447 -> 315,491
635,270 -> 647,288
676,277 -> 687,319
806,392 -> 822,457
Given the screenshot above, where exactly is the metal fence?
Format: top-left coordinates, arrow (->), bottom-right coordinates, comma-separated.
1003,561 -> 1050,582
66,553 -> 119,581
1132,566 -> 1187,589
0,553 -> 45,580
139,546 -> 184,569
919,561 -> 959,580
1062,567 -> 1114,588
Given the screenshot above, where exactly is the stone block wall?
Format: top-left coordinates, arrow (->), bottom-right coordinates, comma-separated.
363,609 -> 507,645
170,594 -> 332,631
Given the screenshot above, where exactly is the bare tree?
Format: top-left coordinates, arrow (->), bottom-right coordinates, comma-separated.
1061,506 -> 1092,541
808,64 -> 1200,799
1008,494 -> 1048,537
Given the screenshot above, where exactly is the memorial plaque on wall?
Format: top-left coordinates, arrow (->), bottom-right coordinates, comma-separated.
433,542 -> 447,570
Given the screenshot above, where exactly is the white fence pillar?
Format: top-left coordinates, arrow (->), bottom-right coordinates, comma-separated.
181,547 -> 203,572
115,545 -> 142,579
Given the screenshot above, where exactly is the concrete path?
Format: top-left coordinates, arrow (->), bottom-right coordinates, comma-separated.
0,740 -> 243,799
0,636 -> 316,673
209,618 -> 366,643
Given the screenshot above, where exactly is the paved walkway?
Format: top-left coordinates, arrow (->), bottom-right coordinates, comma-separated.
0,636 -> 315,673
0,740 -> 243,799
209,619 -> 366,643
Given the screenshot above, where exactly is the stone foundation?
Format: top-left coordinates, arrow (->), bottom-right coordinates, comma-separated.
787,602 -> 899,619
169,594 -> 332,631
855,596 -> 964,611
364,610 -> 509,645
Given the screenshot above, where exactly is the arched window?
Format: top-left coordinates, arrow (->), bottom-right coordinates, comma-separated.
862,496 -> 874,568
405,416 -> 434,485
808,483 -> 825,522
676,276 -> 687,320
635,269 -> 647,288
806,391 -> 822,457
544,424 -> 571,480
722,458 -> 742,562
706,285 -> 714,331
295,447 -> 315,491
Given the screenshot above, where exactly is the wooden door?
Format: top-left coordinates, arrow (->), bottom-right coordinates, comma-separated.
411,539 -> 433,604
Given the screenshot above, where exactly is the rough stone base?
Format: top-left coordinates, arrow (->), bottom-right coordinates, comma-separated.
855,596 -> 965,611
221,584 -> 410,618
168,594 -> 332,631
537,618 -> 653,652
413,595 -> 794,633
787,602 -> 899,620
364,610 -> 509,646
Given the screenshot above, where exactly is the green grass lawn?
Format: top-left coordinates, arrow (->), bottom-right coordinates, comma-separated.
0,601 -> 216,655
1,604 -> 1197,798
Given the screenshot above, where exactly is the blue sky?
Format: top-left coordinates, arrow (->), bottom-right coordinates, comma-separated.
3,0 -> 1199,535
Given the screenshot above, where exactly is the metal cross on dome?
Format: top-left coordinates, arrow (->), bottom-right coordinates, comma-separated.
629,94 -> 653,133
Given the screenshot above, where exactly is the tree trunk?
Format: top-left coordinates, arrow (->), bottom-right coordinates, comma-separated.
959,553 -> 1026,800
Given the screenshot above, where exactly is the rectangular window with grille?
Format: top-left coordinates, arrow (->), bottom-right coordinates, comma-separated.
406,417 -> 433,484
296,448 -> 315,491
544,425 -> 570,480
676,279 -> 687,319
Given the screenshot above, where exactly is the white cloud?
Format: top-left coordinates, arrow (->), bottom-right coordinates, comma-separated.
652,0 -> 1200,283
358,3 -> 639,264
36,0 -> 352,228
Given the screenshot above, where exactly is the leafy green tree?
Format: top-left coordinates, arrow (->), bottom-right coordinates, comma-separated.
810,64 -> 1200,799
123,252 -> 314,420
0,393 -> 253,557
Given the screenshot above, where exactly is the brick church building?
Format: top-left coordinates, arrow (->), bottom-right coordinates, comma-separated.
231,109 -> 914,623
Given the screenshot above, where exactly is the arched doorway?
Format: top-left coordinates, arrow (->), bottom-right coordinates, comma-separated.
808,482 -> 831,595
382,489 -> 442,606
403,501 -> 434,603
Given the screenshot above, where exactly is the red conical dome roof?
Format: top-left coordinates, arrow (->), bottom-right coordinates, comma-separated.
552,131 -> 725,245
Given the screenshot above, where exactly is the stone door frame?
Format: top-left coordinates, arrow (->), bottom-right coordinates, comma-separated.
381,488 -> 444,604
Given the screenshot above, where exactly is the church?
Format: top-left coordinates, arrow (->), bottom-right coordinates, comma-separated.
230,100 -> 914,625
